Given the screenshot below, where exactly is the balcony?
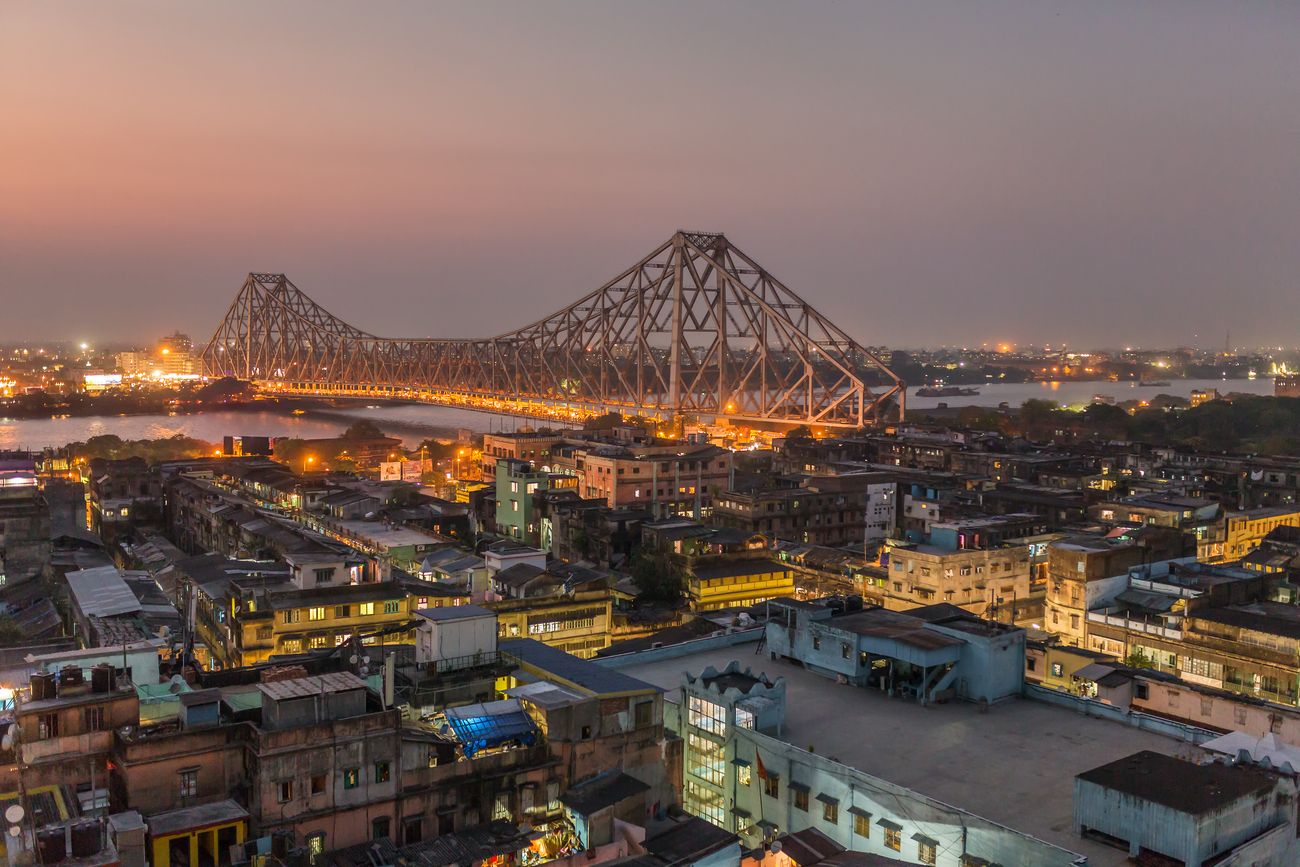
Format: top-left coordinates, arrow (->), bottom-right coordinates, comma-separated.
22,730 -> 113,764
1087,611 -> 1183,641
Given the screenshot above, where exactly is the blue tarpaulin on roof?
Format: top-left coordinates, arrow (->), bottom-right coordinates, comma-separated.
444,699 -> 538,758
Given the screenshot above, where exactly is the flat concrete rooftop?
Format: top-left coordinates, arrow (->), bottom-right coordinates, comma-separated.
618,646 -> 1195,867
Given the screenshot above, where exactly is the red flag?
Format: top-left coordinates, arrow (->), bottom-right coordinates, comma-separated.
755,750 -> 767,780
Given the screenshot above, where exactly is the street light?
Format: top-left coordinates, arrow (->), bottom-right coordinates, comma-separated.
305,455 -> 315,474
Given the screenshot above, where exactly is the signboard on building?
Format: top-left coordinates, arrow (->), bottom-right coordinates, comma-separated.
380,460 -> 431,482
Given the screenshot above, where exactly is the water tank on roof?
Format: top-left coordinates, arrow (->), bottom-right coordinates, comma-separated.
59,666 -> 85,688
30,671 -> 55,700
91,664 -> 117,694
37,828 -> 66,864
70,820 -> 100,858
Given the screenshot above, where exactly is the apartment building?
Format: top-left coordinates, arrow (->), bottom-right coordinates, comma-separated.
711,473 -> 896,548
867,518 -> 1039,621
1043,536 -> 1146,647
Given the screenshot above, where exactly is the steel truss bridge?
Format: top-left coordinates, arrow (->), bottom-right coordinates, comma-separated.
200,231 -> 905,429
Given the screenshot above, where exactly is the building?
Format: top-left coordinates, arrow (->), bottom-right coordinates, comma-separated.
608,644 -> 1115,865
869,525 -> 1035,622
1200,505 -> 1300,563
1043,536 -> 1145,647
1074,751 -> 1299,866
765,600 -> 1025,705
493,459 -> 578,546
711,473 -> 897,548
248,671 -> 402,850
1082,559 -> 1298,704
686,559 -> 795,612
0,484 -> 51,587
490,574 -> 616,658
8,663 -> 140,795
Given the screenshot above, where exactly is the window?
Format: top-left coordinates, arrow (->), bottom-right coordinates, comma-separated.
313,567 -> 335,583
852,813 -> 870,838
308,607 -> 326,621
372,817 -> 390,841
763,774 -> 780,798
282,609 -> 300,624
308,635 -> 328,650
738,765 -> 752,787
812,635 -> 821,651
793,787 -> 809,812
687,696 -> 727,737
359,603 -> 375,616
1026,657 -> 1037,672
306,834 -> 325,867
374,761 -> 391,783
884,826 -> 901,851
1050,662 -> 1063,677
343,768 -> 359,789
735,706 -> 756,730
282,639 -> 302,654
179,769 -> 198,800
634,701 -> 653,728
278,781 -> 294,803
918,838 -> 937,865
257,626 -> 273,641
311,775 -> 326,795
384,601 -> 401,614
841,643 -> 850,660
821,800 -> 838,824
1135,683 -> 1149,700
335,605 -> 350,618
84,706 -> 106,731
37,713 -> 58,739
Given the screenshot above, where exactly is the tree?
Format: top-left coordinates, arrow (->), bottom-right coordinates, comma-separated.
0,615 -> 27,647
785,425 -> 814,441
628,552 -> 683,604
342,419 -> 386,439
583,412 -> 623,431
1123,647 -> 1156,670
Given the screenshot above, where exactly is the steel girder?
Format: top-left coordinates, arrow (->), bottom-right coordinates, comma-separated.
199,231 -> 905,427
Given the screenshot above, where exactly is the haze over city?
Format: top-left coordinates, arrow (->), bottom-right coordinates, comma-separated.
5,1 -> 1300,347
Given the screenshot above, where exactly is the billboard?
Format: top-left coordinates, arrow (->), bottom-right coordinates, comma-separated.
380,460 -> 431,482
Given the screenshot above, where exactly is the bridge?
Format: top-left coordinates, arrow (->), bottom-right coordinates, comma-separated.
200,231 -> 905,429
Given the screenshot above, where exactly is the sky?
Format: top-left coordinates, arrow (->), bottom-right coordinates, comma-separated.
3,1 -> 1300,349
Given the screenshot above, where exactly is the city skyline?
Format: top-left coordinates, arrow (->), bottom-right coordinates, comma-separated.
4,2 -> 1300,347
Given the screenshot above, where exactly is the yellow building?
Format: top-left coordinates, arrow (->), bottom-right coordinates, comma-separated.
195,577 -> 469,668
1025,641 -> 1118,697
147,801 -> 248,867
1201,507 -> 1300,564
490,588 -> 614,658
686,558 -> 795,611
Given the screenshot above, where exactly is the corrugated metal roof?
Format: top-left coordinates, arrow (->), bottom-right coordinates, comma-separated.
65,566 -> 142,618
256,671 -> 368,701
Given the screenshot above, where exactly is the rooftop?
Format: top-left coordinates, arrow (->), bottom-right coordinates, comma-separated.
614,644 -> 1191,867
690,559 -> 789,581
501,638 -> 660,697
641,816 -> 738,866
560,770 -> 650,815
415,604 -> 494,622
1076,750 -> 1277,815
256,671 -> 368,701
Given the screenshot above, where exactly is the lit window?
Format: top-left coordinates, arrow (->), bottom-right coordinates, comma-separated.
308,607 -> 326,621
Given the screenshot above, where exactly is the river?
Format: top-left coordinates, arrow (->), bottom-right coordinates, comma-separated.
907,377 -> 1276,410
0,378 -> 1280,448
0,404 -> 549,450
